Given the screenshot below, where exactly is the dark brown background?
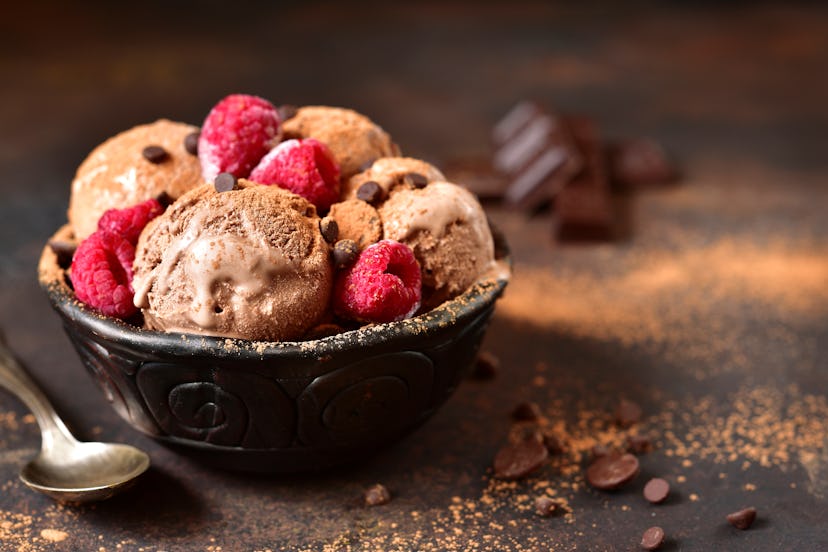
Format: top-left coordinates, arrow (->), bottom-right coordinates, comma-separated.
1,2 -> 827,550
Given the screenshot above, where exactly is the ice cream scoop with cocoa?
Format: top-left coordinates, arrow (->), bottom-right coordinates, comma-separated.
51,93 -> 497,342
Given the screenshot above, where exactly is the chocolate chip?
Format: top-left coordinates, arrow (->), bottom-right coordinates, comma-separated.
48,239 -> 77,269
184,131 -> 200,155
640,526 -> 665,550
214,172 -> 238,193
627,434 -> 653,454
493,437 -> 548,480
585,451 -> 640,490
404,172 -> 428,189
534,496 -> 558,517
278,104 -> 298,122
363,483 -> 391,507
319,217 -> 339,244
726,507 -> 757,530
615,399 -> 643,428
643,477 -> 670,504
471,351 -> 499,380
142,145 -> 169,164
154,191 -> 174,208
332,239 -> 359,268
356,181 -> 385,205
511,401 -> 542,422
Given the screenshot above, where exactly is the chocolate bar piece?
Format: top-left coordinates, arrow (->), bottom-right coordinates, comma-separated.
554,116 -> 615,242
492,103 -> 582,211
441,156 -> 508,202
608,138 -> 678,191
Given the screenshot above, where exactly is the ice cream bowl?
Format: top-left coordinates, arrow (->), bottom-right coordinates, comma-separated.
38,224 -> 510,473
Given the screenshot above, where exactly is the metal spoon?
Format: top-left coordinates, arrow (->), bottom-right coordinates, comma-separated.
0,338 -> 149,503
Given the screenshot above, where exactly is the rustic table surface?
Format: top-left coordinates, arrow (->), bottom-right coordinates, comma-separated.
1,2 -> 826,550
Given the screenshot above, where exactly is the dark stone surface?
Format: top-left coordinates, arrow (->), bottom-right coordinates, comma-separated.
0,2 -> 826,550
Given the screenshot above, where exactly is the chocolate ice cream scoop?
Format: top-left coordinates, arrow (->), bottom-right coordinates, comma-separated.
342,157 -> 445,200
379,181 -> 495,305
281,106 -> 400,178
132,181 -> 332,342
68,119 -> 203,241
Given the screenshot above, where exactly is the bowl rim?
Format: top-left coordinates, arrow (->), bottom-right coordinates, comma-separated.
39,225 -> 510,360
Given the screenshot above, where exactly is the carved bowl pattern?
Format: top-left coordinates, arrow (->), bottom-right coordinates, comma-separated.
40,229 -> 509,472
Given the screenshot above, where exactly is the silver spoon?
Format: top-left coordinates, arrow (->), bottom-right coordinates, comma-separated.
0,337 -> 149,503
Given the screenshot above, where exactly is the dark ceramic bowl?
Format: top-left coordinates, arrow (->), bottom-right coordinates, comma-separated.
39,225 -> 510,473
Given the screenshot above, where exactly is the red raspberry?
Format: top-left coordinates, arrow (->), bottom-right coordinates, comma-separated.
249,138 -> 340,212
333,240 -> 421,323
198,94 -> 282,181
97,198 -> 163,245
70,231 -> 137,320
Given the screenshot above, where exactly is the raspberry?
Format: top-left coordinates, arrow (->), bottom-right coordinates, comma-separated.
198,94 -> 282,181
249,138 -> 340,212
97,198 -> 163,244
70,230 -> 137,319
333,240 -> 421,323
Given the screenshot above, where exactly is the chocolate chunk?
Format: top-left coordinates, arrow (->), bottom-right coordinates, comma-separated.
585,451 -> 640,490
640,526 -> 665,550
643,478 -> 670,504
184,131 -> 200,155
48,239 -> 77,269
278,104 -> 298,122
332,239 -> 359,268
615,399 -> 643,428
591,444 -> 610,459
356,181 -> 385,205
493,437 -> 548,480
726,507 -> 757,530
214,172 -> 238,193
554,116 -> 614,242
498,110 -> 583,211
609,138 -> 677,191
534,496 -> 558,517
363,483 -> 391,507
319,217 -> 339,244
142,145 -> 169,164
404,172 -> 429,189
471,351 -> 499,380
541,429 -> 567,455
511,401 -> 542,421
627,434 -> 653,455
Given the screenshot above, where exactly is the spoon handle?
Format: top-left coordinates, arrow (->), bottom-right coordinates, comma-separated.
0,336 -> 76,449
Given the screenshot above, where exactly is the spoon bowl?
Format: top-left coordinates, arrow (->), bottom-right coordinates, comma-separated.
21,441 -> 150,503
0,337 -> 150,503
